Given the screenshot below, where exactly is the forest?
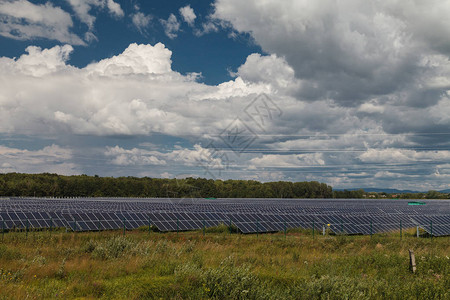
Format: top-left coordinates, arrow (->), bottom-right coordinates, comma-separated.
0,173 -> 448,199
0,173 -> 331,198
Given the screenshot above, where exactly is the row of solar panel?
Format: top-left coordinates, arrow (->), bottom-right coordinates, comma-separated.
1,211 -> 448,236
2,197 -> 449,236
3,201 -> 447,210
420,224 -> 450,236
0,210 -> 427,223
1,218 -> 442,236
4,198 -> 449,208
0,211 -> 421,226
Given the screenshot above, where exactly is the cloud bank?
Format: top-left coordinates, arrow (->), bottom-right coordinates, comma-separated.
0,0 -> 449,190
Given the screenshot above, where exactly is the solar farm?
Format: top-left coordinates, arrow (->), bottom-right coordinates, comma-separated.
1,197 -> 449,236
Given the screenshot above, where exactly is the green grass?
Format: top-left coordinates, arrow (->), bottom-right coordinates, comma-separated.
0,228 -> 448,299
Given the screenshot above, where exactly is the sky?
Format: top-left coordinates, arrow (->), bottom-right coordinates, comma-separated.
0,0 -> 449,191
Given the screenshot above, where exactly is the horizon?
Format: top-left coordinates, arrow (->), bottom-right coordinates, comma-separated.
0,1 -> 449,190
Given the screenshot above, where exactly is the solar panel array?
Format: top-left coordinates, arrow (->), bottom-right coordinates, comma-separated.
0,197 -> 449,236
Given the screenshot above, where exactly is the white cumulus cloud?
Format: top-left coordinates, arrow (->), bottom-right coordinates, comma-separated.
66,0 -> 123,42
179,5 -> 196,26
0,144 -> 78,175
250,153 -> 325,168
106,0 -> 124,18
0,43 -> 269,137
0,0 -> 84,45
131,12 -> 152,33
161,13 -> 180,39
213,0 -> 450,107
68,0 -> 124,29
105,144 -> 225,169
359,149 -> 450,164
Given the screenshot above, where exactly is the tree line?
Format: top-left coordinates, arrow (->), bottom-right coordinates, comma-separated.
0,173 -> 335,198
0,173 -> 447,199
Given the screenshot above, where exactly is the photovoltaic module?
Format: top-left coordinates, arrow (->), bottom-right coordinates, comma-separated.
0,197 -> 449,236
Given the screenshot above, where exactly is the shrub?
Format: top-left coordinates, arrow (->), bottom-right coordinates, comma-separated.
81,239 -> 96,253
91,236 -> 135,260
55,258 -> 66,279
201,256 -> 265,299
205,223 -> 238,234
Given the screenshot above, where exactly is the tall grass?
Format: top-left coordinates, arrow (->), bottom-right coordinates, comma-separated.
0,228 -> 448,299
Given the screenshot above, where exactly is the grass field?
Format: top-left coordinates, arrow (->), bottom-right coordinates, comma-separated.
0,227 -> 448,299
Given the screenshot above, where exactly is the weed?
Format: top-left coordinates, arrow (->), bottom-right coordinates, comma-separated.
81,239 -> 96,253
55,258 -> 66,279
31,255 -> 47,266
91,236 -> 134,259
0,228 -> 448,299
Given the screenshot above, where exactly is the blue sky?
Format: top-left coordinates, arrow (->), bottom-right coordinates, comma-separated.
0,0 -> 449,191
0,0 -> 261,85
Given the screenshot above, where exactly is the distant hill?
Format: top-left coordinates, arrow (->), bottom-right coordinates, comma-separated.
335,188 -> 450,194
360,188 -> 421,194
334,188 -> 420,194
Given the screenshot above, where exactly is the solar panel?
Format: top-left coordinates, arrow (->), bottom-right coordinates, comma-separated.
0,197 -> 449,236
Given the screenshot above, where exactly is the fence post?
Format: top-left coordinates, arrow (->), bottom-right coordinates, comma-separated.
148,216 -> 151,233
284,221 -> 286,239
26,219 -> 29,239
341,221 -> 343,235
370,221 -> 372,238
229,218 -> 232,235
176,218 -> 179,236
122,217 -> 125,236
409,249 -> 416,273
416,226 -> 419,238
2,219 -> 4,241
